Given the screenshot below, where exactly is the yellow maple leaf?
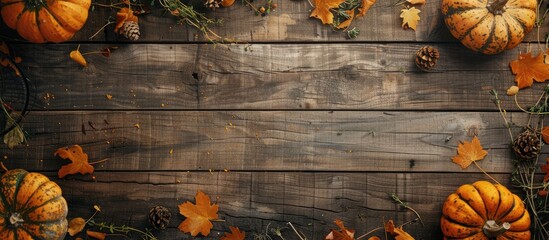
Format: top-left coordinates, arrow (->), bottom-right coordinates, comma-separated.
400,7 -> 421,30
451,136 -> 488,169
310,0 -> 346,25
178,190 -> 219,237
509,51 -> 549,89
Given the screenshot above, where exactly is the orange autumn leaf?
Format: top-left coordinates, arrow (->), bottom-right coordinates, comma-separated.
325,219 -> 355,240
86,230 -> 106,240
70,49 -> 87,67
115,8 -> 139,33
336,10 -> 355,29
54,145 -> 94,178
310,0 -> 346,25
400,7 -> 420,30
0,42 -> 22,76
393,227 -> 415,240
451,136 -> 487,169
178,190 -> 219,237
510,51 -> 549,89
221,226 -> 245,240
368,237 -> 381,240
357,0 -> 376,17
68,217 -> 86,236
542,126 -> 549,144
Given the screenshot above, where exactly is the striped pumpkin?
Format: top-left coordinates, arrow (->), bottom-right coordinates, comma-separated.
0,0 -> 91,43
0,169 -> 68,239
441,0 -> 536,54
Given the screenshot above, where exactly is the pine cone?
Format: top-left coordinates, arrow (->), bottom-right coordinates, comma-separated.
204,0 -> 223,10
148,206 -> 171,230
512,130 -> 541,160
120,21 -> 140,41
415,46 -> 439,72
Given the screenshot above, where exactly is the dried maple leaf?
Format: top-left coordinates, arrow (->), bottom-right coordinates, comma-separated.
70,49 -> 87,67
178,190 -> 219,237
310,0 -> 346,25
400,7 -> 421,31
325,219 -> 355,240
54,145 -> 94,178
221,226 -> 245,240
510,51 -> 549,89
68,217 -> 86,236
542,157 -> 549,182
358,0 -> 376,17
451,136 -> 488,169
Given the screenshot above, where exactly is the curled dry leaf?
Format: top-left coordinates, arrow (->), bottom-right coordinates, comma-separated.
178,190 -> 219,237
510,51 -> 549,89
70,49 -> 87,67
3,113 -> 25,149
325,219 -> 355,240
221,226 -> 245,240
86,230 -> 107,240
358,0 -> 376,17
68,217 -> 86,236
115,8 -> 139,33
400,7 -> 421,30
451,136 -> 487,169
393,227 -> 415,240
542,126 -> 549,144
54,145 -> 95,178
0,42 -> 22,75
310,0 -> 346,25
384,219 -> 395,234
406,0 -> 425,5
506,86 -> 519,96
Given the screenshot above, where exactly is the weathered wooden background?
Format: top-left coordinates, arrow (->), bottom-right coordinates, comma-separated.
1,0 -> 547,239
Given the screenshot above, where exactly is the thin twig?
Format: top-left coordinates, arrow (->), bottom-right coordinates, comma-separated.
390,193 -> 424,226
473,161 -> 501,185
0,162 -> 8,172
89,21 -> 115,40
287,222 -> 305,240
355,226 -> 383,240
88,158 -> 110,165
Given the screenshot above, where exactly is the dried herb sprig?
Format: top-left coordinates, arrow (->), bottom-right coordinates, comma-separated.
491,86 -> 549,240
88,219 -> 158,240
158,0 -> 226,42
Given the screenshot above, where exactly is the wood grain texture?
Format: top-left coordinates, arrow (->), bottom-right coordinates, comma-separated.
8,43 -> 545,111
1,0 -> 546,43
56,171 -> 514,239
1,111 -> 540,173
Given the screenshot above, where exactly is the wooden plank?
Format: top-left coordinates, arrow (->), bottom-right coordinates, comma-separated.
7,43 -> 544,111
1,111 -> 539,173
55,171 -> 514,239
1,0 -> 546,43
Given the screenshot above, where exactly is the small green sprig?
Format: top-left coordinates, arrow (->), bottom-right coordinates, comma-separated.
390,193 -> 424,226
88,219 -> 158,240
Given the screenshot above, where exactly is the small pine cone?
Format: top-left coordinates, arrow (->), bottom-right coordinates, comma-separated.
148,206 -> 171,230
415,46 -> 439,72
204,0 -> 223,10
512,130 -> 541,160
121,21 -> 140,41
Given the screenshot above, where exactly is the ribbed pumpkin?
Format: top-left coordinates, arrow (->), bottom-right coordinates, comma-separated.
0,169 -> 68,239
0,0 -> 91,43
441,0 -> 536,55
441,181 -> 531,239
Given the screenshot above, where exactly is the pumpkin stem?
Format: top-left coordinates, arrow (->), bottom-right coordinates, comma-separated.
486,0 -> 509,15
483,220 -> 511,237
9,212 -> 24,227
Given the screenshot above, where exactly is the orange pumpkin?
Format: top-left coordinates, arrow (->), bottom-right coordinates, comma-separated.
0,169 -> 68,239
441,0 -> 536,54
441,181 -> 531,239
0,0 -> 91,43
